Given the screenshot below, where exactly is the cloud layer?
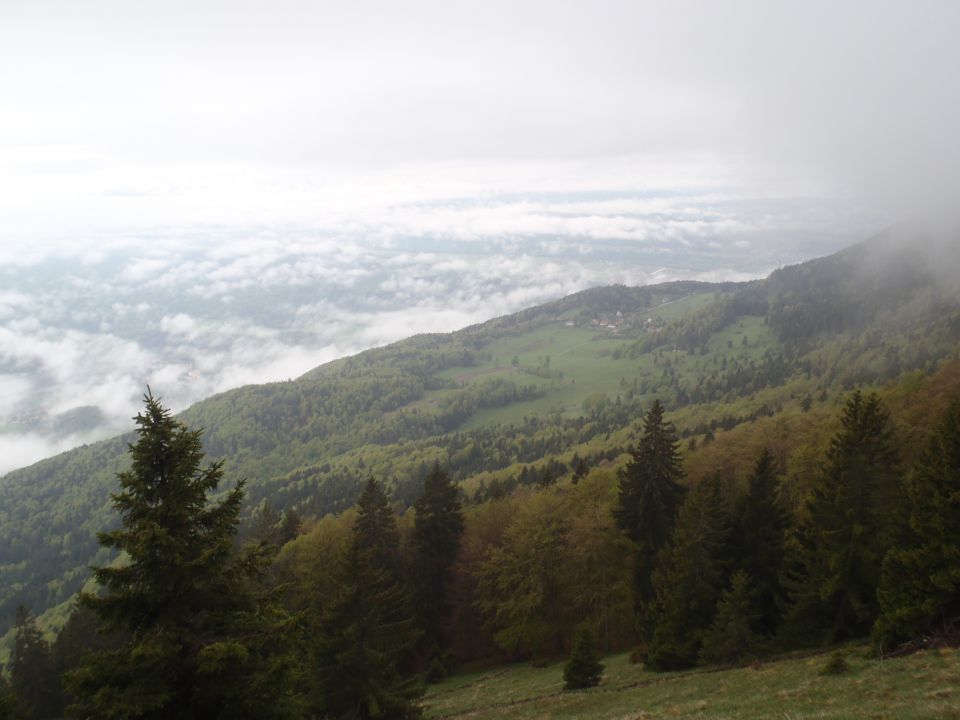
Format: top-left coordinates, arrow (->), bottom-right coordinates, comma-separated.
0,188 -> 878,475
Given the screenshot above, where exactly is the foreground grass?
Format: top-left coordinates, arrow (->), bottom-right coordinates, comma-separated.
424,646 -> 960,719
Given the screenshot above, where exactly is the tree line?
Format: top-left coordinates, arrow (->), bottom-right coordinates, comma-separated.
4,387 -> 960,718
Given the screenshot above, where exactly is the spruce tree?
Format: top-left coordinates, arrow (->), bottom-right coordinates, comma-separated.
700,572 -> 763,666
614,400 -> 686,615
782,391 -> 901,644
52,598 -> 126,711
731,449 -> 788,635
66,391 -> 294,720
10,605 -> 61,720
563,628 -> 604,690
0,674 -> 14,720
412,463 -> 465,663
874,399 -> 960,648
645,473 -> 729,670
353,476 -> 401,566
276,508 -> 302,546
312,477 -> 422,719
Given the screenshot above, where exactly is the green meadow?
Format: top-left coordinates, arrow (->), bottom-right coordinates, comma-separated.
425,646 -> 960,720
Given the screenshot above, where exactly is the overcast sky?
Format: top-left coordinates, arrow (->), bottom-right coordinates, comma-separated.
2,0 -> 958,243
1,0 -> 959,475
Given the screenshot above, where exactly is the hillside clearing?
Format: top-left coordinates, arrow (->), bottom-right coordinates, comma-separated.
424,646 -> 960,719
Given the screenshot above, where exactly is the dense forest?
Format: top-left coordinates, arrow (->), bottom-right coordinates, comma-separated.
1,226 -> 960,718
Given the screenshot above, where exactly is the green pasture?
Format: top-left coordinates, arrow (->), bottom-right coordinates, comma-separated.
425,646 -> 960,719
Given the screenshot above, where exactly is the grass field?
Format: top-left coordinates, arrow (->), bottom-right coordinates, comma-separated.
424,296 -> 782,431
424,646 -> 960,719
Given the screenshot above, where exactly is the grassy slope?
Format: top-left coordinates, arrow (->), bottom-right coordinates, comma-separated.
424,646 -> 960,720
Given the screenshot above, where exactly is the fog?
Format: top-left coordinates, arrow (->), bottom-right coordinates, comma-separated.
1,0 -> 957,473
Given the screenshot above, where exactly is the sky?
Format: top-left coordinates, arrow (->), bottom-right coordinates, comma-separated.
0,0 -> 958,474
2,0 -> 958,235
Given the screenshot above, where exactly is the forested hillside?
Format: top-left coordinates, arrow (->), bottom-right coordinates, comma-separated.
0,223 -> 958,655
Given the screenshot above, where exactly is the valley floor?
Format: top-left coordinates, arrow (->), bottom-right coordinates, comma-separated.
424,645 -> 960,719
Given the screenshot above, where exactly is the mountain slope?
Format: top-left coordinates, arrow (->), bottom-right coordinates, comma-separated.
1,223 -> 958,643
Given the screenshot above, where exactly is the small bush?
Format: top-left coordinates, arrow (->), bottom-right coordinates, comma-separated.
819,650 -> 850,676
564,629 -> 604,690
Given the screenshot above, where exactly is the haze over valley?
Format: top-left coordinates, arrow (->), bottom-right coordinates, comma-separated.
0,192 -> 880,475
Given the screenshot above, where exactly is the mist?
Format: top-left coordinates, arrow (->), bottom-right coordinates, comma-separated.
1,0 -> 958,473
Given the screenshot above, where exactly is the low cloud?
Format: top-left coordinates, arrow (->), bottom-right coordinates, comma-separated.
0,188 -> 878,476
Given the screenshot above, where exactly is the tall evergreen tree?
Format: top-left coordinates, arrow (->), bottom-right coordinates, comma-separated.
699,572 -> 764,666
782,391 -> 901,644
731,449 -> 788,635
613,400 -> 686,617
312,477 -> 422,719
645,473 -> 729,670
412,463 -> 465,660
66,391 -> 294,720
874,399 -> 960,648
10,606 -> 61,720
276,508 -> 302,546
0,673 -> 15,720
354,477 -> 401,566
52,599 -> 126,712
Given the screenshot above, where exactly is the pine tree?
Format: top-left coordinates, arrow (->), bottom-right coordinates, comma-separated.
700,572 -> 764,666
253,500 -> 280,544
66,391 -> 294,720
354,476 -> 401,567
52,598 -> 126,710
412,463 -> 465,662
571,456 -> 589,484
645,474 -> 729,670
874,399 -> 960,648
614,400 -> 686,616
782,391 -> 901,644
563,628 -> 604,690
731,449 -> 788,635
276,508 -> 302,546
312,477 -> 423,719
10,605 -> 61,720
0,674 -> 17,720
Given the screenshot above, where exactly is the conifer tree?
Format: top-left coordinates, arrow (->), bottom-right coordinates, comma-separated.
253,499 -> 280,543
0,674 -> 15,720
412,463 -> 465,661
645,473 -> 729,670
614,400 -> 685,615
874,399 -> 960,648
11,605 -> 61,720
276,508 -> 302,546
732,449 -> 788,635
66,391 -> 294,720
353,476 -> 401,566
312,477 -> 423,719
563,628 -> 604,690
571,456 -> 589,484
52,599 -> 126,711
700,572 -> 763,666
782,391 -> 901,644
